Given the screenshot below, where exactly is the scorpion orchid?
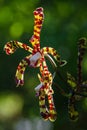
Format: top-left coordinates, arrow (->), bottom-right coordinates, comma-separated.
4,7 -> 67,121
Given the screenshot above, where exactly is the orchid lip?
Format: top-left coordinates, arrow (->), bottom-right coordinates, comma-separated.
35,83 -> 43,92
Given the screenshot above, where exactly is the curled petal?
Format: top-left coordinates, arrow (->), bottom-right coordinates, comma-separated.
42,47 -> 67,66
45,54 -> 57,68
4,41 -> 33,55
15,55 -> 31,86
16,53 -> 41,87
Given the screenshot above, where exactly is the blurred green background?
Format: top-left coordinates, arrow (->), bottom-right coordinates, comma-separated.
0,0 -> 87,130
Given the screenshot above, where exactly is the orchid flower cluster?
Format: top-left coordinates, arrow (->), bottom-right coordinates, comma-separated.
4,7 -> 66,122
67,38 -> 87,121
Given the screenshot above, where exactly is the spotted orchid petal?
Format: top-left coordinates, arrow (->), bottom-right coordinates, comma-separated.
4,41 -> 33,55
38,84 -> 57,121
39,57 -> 53,84
42,47 -> 67,66
16,53 -> 42,87
39,88 -> 50,121
48,94 -> 57,122
37,56 -> 57,121
15,55 -> 32,86
29,7 -> 44,52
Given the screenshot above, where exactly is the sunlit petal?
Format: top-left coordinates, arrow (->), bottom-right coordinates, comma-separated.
42,47 -> 67,66
4,41 -> 33,55
39,88 -> 50,121
15,55 -> 32,86
29,7 -> 44,51
48,94 -> 57,122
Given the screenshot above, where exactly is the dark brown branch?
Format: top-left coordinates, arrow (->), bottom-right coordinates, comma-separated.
77,38 -> 86,89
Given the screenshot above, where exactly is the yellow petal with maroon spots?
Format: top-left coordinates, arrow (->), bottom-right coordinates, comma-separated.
4,41 -> 33,55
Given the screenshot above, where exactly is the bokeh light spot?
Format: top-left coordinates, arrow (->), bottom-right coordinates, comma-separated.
0,93 -> 24,121
10,22 -> 24,38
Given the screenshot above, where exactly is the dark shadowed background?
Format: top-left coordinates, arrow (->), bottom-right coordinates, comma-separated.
0,0 -> 87,130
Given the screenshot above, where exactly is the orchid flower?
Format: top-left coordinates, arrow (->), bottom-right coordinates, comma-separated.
67,38 -> 87,121
4,7 -> 67,121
